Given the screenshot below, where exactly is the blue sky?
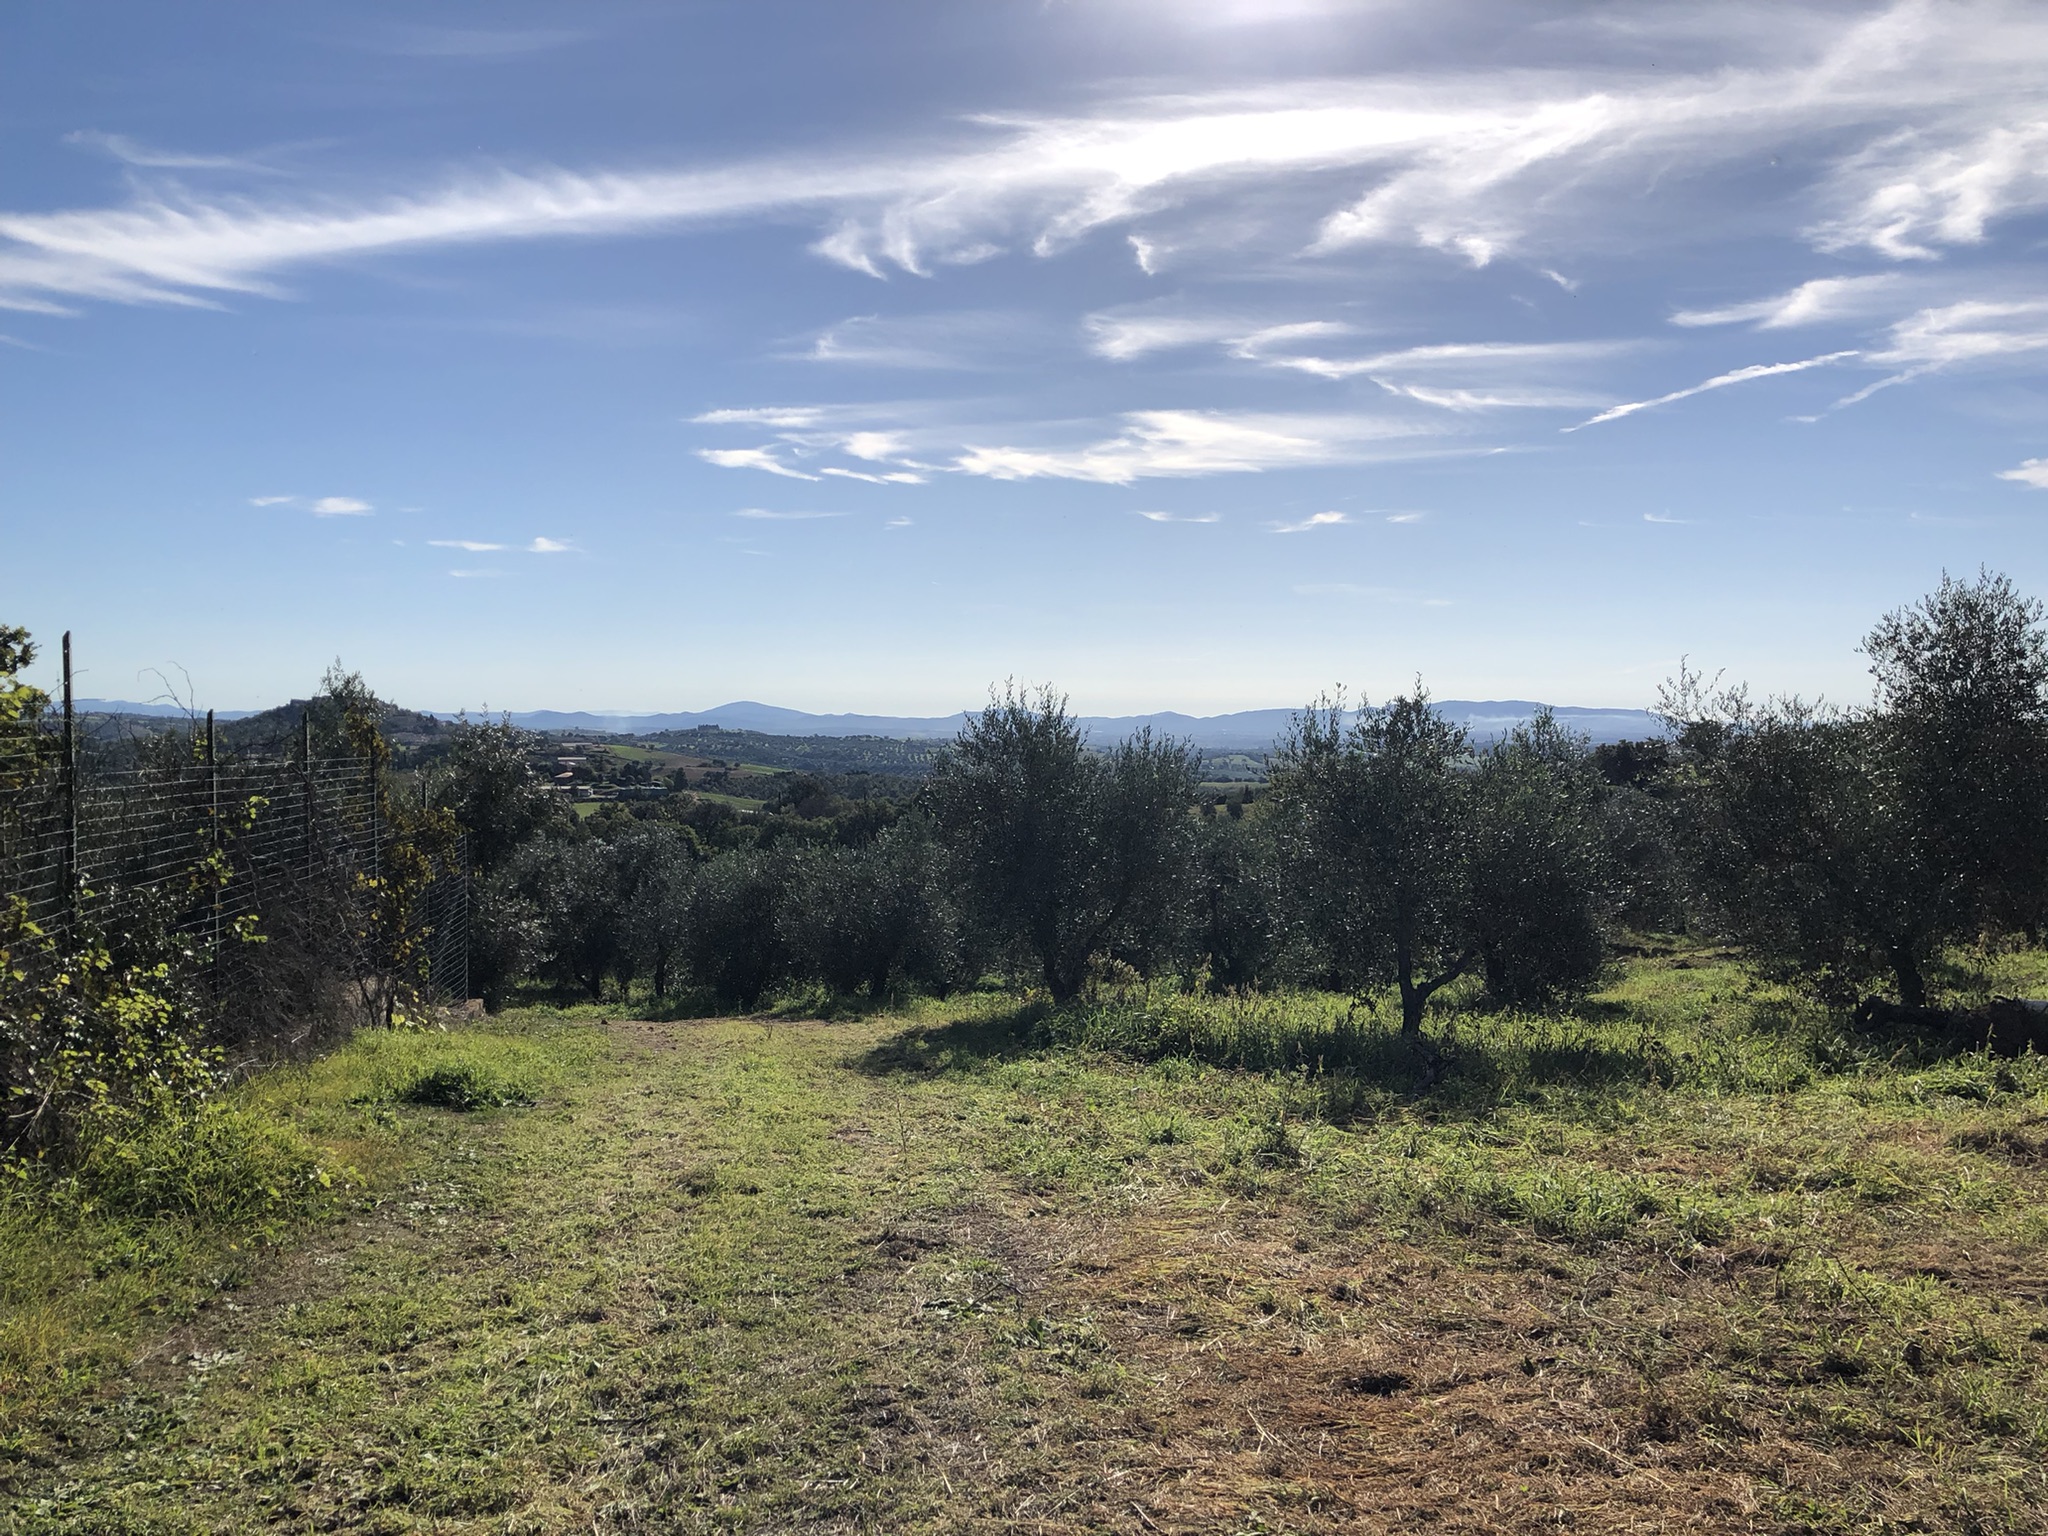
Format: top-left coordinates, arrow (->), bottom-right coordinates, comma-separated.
3,0 -> 2046,716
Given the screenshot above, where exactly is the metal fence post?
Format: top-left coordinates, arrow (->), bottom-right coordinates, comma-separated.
60,631 -> 76,927
302,708 -> 313,884
460,836 -> 471,1002
207,708 -> 221,992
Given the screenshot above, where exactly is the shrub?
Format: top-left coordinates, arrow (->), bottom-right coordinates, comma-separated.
70,1101 -> 335,1228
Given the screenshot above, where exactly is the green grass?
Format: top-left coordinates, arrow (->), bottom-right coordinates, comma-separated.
4,954 -> 2047,1532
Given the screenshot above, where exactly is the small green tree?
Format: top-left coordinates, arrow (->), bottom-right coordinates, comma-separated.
1465,710 -> 1612,1007
682,847 -> 796,1008
514,838 -> 630,1000
1270,689 -> 1474,1034
782,819 -> 964,999
611,821 -> 699,998
1668,572 -> 2048,1007
0,624 -> 51,789
433,719 -> 562,877
1863,568 -> 2048,939
1189,810 -> 1278,991
924,685 -> 1197,1001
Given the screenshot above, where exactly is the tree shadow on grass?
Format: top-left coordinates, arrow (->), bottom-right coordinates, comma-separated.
850,995 -> 1670,1118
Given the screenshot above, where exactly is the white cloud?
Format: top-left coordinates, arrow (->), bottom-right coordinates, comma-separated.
11,6 -> 2048,311
1135,510 -> 1222,523
1234,333 -> 1626,410
842,431 -> 908,461
527,536 -> 574,553
693,406 -> 824,427
1791,298 -> 2048,413
311,495 -> 373,515
805,312 -> 1028,369
1810,118 -> 2048,260
821,467 -> 926,484
1870,298 -> 2048,369
1567,352 -> 1858,430
64,130 -> 264,172
1383,511 -> 1429,523
885,516 -> 914,528
1271,510 -> 1350,533
429,538 -> 507,551
1083,309 -> 1250,361
249,494 -> 294,507
954,410 -> 1426,484
1643,512 -> 1692,524
698,447 -> 820,481
447,567 -> 503,579
1998,458 -> 2048,489
1671,275 -> 1903,329
734,508 -> 844,520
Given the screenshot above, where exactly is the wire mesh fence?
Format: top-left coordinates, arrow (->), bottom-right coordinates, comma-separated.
2,672 -> 468,1058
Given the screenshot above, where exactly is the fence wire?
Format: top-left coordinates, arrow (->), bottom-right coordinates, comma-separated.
1,716 -> 468,1042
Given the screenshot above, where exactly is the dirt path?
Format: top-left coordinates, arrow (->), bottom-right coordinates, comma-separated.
9,1015 -> 2043,1533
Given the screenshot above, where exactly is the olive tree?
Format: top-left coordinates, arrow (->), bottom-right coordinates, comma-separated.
681,846 -> 797,1009
1664,571 -> 2048,1007
781,819 -> 965,999
1864,568 -> 2048,939
1464,711 -> 1612,1007
924,685 -> 1198,1001
1269,690 -> 1476,1034
1190,810 -> 1279,991
433,718 -> 561,876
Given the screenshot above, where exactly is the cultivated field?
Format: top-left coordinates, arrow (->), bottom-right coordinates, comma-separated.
6,949 -> 2048,1534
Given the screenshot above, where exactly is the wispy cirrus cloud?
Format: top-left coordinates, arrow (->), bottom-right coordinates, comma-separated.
1999,458 -> 2048,489
429,538 -> 505,551
1240,332 -> 1627,410
955,411 -> 1429,485
253,493 -> 374,515
692,406 -> 826,428
1084,309 -> 1254,361
9,5 -> 2048,313
804,311 -> 1036,369
1271,510 -> 1350,533
698,446 -> 819,481
696,401 -> 1455,487
1671,275 -> 1904,329
1567,352 -> 1859,430
821,466 -> 926,484
1134,510 -> 1222,523
64,130 -> 268,172
1085,306 -> 1624,412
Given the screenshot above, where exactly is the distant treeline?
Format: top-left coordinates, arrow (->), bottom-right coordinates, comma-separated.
433,572 -> 2048,1028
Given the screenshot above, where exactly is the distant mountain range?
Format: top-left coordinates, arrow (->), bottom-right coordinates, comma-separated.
76,697 -> 1663,748
473,700 -> 1663,749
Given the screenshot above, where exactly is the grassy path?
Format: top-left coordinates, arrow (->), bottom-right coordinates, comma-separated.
7,977 -> 2048,1533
